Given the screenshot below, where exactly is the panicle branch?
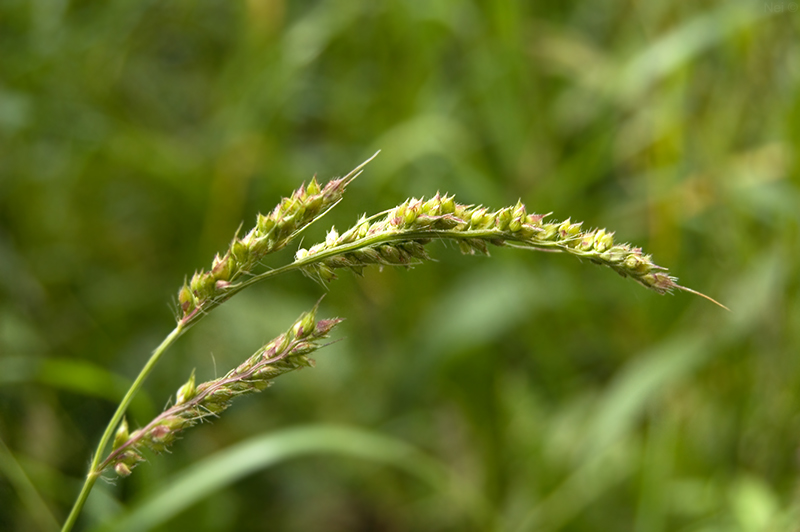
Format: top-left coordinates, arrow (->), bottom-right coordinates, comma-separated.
294,193 -> 718,300
176,153 -> 378,324
102,304 -> 342,477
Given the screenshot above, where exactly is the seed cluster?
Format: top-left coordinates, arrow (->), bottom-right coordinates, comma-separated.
105,306 -> 341,477
296,193 -> 679,294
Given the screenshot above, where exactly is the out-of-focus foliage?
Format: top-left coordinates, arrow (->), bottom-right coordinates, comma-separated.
1,1 -> 799,531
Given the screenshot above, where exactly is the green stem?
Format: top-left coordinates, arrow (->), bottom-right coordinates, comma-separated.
236,226 -> 726,306
181,223 -> 540,328
61,325 -> 186,532
179,228 -> 513,329
237,227 -> 559,289
243,228 -> 508,286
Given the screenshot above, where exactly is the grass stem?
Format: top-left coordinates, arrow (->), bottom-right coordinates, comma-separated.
61,324 -> 186,532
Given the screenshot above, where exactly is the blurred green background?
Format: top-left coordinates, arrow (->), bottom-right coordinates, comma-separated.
1,1 -> 799,531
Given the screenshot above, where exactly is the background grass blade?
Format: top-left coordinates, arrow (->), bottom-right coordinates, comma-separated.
0,436 -> 60,532
95,425 -> 455,532
0,357 -> 155,420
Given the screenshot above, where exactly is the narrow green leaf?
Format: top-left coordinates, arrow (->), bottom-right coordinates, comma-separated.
97,425 -> 450,532
0,436 -> 60,532
0,356 -> 154,420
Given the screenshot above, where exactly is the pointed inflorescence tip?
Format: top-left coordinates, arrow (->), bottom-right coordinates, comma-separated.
341,151 -> 381,185
676,284 -> 731,311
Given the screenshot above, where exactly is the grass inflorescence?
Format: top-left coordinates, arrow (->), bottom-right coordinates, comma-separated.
293,194 -> 727,308
62,153 -> 725,532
